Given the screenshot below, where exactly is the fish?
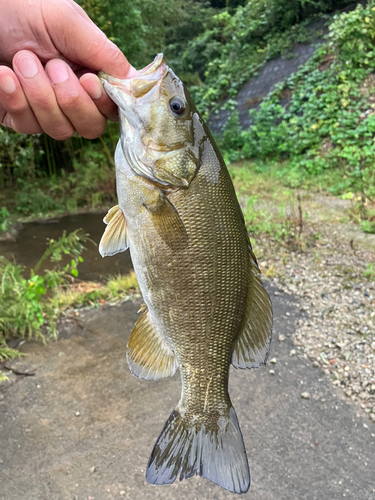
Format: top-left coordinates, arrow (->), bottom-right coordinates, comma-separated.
98,53 -> 272,495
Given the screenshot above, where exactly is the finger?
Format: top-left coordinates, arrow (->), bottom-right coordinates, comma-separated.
45,59 -> 106,139
45,1 -> 138,78
79,73 -> 119,122
13,50 -> 75,140
0,66 -> 42,134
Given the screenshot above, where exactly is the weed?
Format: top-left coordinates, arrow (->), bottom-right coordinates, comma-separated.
50,272 -> 139,312
361,220 -> 375,234
364,263 -> 375,279
230,162 -> 314,250
0,229 -> 89,345
0,207 -> 10,233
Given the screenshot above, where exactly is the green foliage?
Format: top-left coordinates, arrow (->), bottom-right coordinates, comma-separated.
13,180 -> 65,216
221,3 -> 375,220
51,272 -> 139,312
0,229 -> 89,345
175,0 -> 352,117
360,219 -> 375,234
78,0 -> 179,69
0,128 -> 44,188
364,263 -> 375,279
229,162 -> 312,249
0,0 -> 370,226
0,207 -> 10,233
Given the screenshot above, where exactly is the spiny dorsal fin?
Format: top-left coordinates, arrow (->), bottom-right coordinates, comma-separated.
126,305 -> 178,380
99,205 -> 129,257
232,248 -> 273,369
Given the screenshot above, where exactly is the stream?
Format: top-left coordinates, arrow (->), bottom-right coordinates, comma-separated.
0,212 -> 133,282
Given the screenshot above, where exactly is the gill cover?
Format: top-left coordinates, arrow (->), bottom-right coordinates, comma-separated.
99,54 -> 200,189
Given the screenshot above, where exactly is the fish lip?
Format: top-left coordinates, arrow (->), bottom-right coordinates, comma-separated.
98,53 -> 165,87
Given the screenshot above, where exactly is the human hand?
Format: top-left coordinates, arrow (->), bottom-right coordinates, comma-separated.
0,0 -> 137,140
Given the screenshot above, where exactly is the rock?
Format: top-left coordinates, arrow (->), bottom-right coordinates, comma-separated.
269,369 -> 275,375
290,349 -> 296,357
75,411 -> 80,417
279,334 -> 286,341
270,357 -> 277,364
301,392 -> 311,399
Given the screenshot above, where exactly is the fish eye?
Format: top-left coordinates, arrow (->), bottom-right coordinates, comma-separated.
169,97 -> 186,116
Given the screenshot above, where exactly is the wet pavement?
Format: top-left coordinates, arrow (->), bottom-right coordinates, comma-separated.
1,283 -> 374,500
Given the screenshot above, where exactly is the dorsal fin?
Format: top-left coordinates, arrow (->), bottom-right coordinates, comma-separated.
99,205 -> 129,257
232,246 -> 273,369
127,305 -> 178,380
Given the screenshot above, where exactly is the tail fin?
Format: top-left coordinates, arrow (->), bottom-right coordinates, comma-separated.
146,406 -> 250,494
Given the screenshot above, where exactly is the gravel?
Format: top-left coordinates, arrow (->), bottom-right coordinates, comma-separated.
256,220 -> 375,423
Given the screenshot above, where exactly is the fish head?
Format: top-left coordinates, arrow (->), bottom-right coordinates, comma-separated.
99,54 -> 200,189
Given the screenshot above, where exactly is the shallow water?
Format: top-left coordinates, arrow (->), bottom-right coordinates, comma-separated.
0,212 -> 133,282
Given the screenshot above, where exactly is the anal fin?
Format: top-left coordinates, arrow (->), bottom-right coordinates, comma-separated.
232,247 -> 273,369
99,205 -> 129,257
126,305 -> 178,380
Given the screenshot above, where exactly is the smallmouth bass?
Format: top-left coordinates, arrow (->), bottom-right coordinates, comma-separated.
99,54 -> 272,494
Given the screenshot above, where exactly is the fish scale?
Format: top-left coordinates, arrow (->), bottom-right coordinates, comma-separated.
99,53 -> 272,494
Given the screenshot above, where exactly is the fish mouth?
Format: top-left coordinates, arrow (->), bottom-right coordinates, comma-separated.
99,53 -> 165,82
98,53 -> 166,101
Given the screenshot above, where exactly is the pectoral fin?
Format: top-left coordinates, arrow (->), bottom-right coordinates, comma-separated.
144,191 -> 188,250
99,205 -> 129,257
127,304 -> 178,380
232,246 -> 273,369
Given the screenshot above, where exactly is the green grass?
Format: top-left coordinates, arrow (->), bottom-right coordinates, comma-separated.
229,161 -> 315,250
50,272 -> 139,313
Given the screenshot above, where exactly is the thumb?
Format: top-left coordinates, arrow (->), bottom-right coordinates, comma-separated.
47,1 -> 136,78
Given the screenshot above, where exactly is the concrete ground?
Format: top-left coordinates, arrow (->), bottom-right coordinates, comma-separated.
1,283 -> 374,500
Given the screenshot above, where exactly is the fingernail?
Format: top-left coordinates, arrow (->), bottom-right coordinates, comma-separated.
46,60 -> 69,84
90,81 -> 102,100
17,54 -> 38,78
0,75 -> 16,94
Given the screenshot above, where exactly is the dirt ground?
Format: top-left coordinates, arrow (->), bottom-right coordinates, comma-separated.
1,283 -> 374,500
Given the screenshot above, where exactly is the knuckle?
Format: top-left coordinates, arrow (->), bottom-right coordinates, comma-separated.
3,95 -> 29,114
80,121 -> 106,140
57,91 -> 81,110
3,112 -> 42,135
49,127 -> 74,141
25,91 -> 54,109
14,122 -> 42,135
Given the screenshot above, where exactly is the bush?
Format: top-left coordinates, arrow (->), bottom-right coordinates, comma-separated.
222,3 -> 375,201
0,230 -> 88,343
